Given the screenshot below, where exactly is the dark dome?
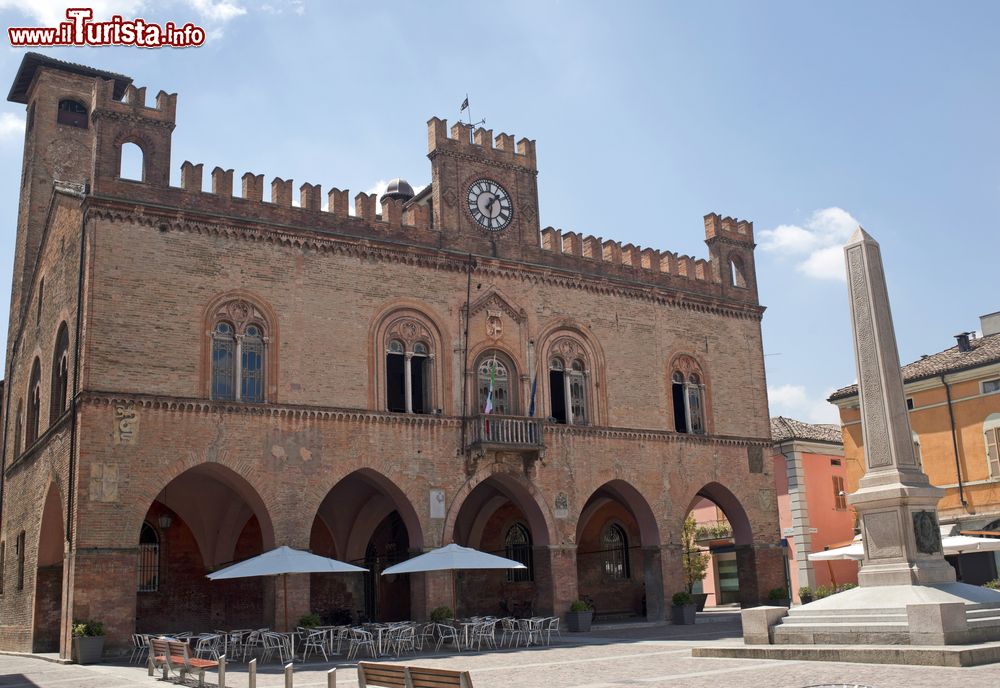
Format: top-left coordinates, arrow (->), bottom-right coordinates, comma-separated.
382,178 -> 415,202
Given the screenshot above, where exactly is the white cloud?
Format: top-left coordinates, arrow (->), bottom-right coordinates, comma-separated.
759,207 -> 860,281
0,1 -> 246,27
185,0 -> 246,23
768,383 -> 841,425
0,112 -> 25,140
260,0 -> 304,15
0,1 -> 146,25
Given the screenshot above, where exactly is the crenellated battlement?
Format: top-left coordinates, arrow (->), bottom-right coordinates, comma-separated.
427,117 -> 536,170
93,77 -> 176,125
170,159 -> 437,233
538,225 -> 719,285
704,212 -> 754,245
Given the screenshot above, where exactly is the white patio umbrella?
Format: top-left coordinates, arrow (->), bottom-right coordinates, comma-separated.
207,545 -> 367,630
381,543 -> 526,618
807,535 -> 1000,562
807,543 -> 864,561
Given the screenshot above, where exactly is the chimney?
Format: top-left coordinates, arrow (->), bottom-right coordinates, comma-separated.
955,332 -> 974,353
981,311 -> 1000,338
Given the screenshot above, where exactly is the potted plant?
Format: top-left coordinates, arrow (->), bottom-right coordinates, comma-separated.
767,587 -> 790,607
567,599 -> 594,632
72,620 -> 105,665
430,606 -> 453,623
298,612 -> 321,629
670,591 -> 696,625
798,586 -> 814,604
682,516 -> 711,611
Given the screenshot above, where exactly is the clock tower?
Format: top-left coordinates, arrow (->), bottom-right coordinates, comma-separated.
426,117 -> 540,256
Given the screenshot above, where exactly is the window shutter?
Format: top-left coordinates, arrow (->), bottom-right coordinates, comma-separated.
986,427 -> 1000,478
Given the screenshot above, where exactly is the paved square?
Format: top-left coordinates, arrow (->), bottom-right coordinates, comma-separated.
4,619 -> 1000,688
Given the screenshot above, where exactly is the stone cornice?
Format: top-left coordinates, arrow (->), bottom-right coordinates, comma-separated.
84,198 -> 765,322
80,390 -> 771,447
428,148 -> 538,175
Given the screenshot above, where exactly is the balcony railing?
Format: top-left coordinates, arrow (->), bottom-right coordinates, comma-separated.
470,414 -> 544,450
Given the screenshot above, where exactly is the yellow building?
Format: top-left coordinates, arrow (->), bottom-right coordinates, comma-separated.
829,311 -> 1000,583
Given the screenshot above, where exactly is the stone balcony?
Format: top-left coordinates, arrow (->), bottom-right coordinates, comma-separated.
469,414 -> 544,453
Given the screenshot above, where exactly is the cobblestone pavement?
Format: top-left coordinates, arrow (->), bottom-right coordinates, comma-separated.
3,618 -> 1000,688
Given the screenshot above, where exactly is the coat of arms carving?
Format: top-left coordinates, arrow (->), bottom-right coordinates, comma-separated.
486,310 -> 503,339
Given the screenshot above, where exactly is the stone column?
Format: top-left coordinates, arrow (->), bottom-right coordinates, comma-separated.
781,446 -> 817,596
844,229 -> 955,587
642,546 -> 667,621
735,543 -> 787,606
544,545 -> 578,619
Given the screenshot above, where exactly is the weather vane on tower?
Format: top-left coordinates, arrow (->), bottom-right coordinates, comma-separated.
460,94 -> 485,143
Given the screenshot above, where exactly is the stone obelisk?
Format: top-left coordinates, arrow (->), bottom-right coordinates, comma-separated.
844,228 -> 956,587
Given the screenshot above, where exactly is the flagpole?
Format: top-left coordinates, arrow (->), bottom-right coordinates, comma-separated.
459,254 -> 474,456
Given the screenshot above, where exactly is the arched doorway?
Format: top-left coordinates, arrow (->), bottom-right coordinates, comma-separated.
309,470 -> 422,622
135,464 -> 275,633
449,474 -> 552,618
576,481 -> 662,620
685,482 -> 764,608
32,483 -> 64,652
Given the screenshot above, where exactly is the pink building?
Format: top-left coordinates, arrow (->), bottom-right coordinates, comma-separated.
771,417 -> 857,601
691,417 -> 856,605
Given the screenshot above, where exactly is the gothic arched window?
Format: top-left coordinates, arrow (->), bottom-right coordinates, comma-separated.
209,299 -> 270,403
26,358 -> 41,446
546,337 -> 591,425
380,313 -> 437,415
50,322 -> 69,421
477,353 -> 514,416
602,523 -> 630,580
138,522 -> 159,592
671,357 -> 707,435
505,523 -> 533,582
13,399 -> 23,457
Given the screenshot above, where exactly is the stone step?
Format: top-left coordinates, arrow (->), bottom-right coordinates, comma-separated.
781,613 -> 908,625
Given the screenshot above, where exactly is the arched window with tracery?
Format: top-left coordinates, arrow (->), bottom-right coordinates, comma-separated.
26,358 -> 41,446
138,522 -> 159,592
50,322 -> 69,422
209,299 -> 270,403
671,356 -> 707,435
546,337 -> 591,425
505,523 -> 533,582
382,316 -> 435,414
602,523 -> 630,579
477,352 -> 515,416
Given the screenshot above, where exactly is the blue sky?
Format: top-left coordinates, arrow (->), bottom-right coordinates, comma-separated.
0,1 -> 997,424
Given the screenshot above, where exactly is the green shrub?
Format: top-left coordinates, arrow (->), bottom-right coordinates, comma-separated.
767,587 -> 788,600
672,591 -> 693,606
430,606 -> 453,622
984,579 -> 1000,590
298,613 -> 321,628
569,599 -> 593,612
797,586 -> 813,598
814,585 -> 834,599
72,620 -> 103,637
837,583 -> 857,593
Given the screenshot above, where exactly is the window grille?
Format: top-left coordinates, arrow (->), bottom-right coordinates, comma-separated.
16,531 -> 25,591
505,523 -> 533,582
602,524 -> 630,579
137,523 -> 159,592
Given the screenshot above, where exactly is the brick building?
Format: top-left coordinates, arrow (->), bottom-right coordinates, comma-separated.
0,53 -> 782,657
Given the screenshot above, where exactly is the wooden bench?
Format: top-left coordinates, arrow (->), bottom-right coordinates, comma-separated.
358,661 -> 473,688
148,638 -> 219,687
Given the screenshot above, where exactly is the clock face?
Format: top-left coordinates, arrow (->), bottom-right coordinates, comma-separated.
467,179 -> 513,231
